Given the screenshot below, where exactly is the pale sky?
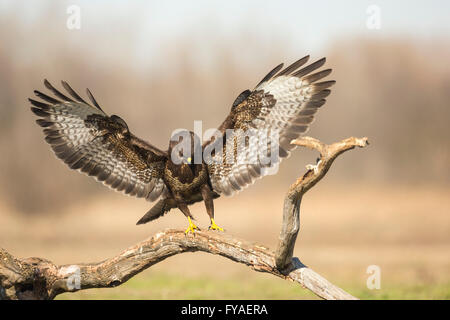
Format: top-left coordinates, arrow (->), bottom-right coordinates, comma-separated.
1,0 -> 449,67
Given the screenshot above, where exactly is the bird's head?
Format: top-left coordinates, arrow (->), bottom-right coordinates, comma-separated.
168,130 -> 202,166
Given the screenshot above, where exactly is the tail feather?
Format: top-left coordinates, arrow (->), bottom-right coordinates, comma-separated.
136,199 -> 172,225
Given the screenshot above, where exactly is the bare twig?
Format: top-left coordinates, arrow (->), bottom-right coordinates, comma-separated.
0,136 -> 368,300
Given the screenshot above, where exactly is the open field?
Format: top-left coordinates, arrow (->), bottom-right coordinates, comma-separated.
0,0 -> 449,301
1,183 -> 449,299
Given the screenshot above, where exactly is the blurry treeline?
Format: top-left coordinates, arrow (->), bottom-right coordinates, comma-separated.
0,4 -> 449,214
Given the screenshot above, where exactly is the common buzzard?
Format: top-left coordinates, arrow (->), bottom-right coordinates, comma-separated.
29,55 -> 334,233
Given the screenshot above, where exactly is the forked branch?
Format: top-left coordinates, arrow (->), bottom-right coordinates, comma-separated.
275,136 -> 369,271
0,136 -> 368,300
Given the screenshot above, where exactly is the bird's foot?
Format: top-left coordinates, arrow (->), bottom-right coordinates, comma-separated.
185,217 -> 199,234
208,218 -> 224,232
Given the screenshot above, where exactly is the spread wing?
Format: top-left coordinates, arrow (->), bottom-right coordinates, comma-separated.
206,56 -> 335,196
29,80 -> 168,201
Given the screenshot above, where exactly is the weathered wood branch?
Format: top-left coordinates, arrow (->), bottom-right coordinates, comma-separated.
275,136 -> 369,271
0,136 -> 368,300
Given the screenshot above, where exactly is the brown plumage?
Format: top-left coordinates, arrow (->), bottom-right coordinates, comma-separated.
29,55 -> 335,232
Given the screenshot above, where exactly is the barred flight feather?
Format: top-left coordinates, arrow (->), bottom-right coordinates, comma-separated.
30,80 -> 167,201
206,56 -> 335,196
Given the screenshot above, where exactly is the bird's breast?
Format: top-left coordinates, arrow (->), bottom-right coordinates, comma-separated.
164,162 -> 208,195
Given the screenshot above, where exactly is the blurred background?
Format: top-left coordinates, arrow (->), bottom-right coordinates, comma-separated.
0,0 -> 449,299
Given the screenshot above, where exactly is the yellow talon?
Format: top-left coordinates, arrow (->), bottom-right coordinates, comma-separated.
209,218 -> 224,231
185,217 -> 199,234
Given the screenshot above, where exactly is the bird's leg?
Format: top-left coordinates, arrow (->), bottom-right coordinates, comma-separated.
176,200 -> 199,234
185,216 -> 198,234
201,184 -> 224,231
209,218 -> 223,231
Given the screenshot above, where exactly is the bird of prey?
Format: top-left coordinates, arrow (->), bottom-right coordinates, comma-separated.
29,55 -> 334,233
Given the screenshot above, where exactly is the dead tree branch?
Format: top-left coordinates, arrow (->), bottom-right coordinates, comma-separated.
0,136 -> 368,300
275,136 -> 369,271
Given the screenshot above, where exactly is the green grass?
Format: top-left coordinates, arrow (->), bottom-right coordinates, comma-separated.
353,283 -> 450,300
57,272 -> 316,300
56,272 -> 450,300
